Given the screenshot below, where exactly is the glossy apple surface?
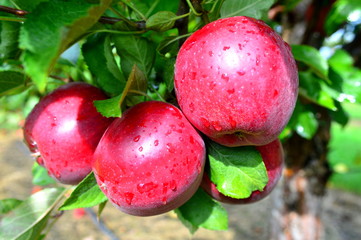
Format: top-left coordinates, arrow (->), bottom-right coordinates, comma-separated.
93,101 -> 206,216
201,139 -> 284,204
23,82 -> 113,185
175,16 -> 298,146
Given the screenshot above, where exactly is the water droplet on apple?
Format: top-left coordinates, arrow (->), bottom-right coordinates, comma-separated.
162,196 -> 167,204
154,140 -> 159,146
237,71 -> 246,76
170,180 -> 177,191
162,182 -> 168,194
133,135 -> 141,142
221,73 -> 229,81
212,121 -> 222,131
166,143 -> 175,153
227,88 -> 235,94
273,89 -> 279,97
138,146 -> 143,152
188,102 -> 195,112
124,192 -> 134,205
137,182 -> 157,194
223,46 -> 230,51
189,136 -> 195,144
200,117 -> 210,128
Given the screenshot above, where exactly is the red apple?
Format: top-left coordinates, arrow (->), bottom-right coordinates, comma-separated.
93,101 -> 206,216
23,82 -> 113,185
201,139 -> 284,204
174,16 -> 298,147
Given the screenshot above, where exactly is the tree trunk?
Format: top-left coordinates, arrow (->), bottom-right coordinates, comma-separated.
270,107 -> 332,240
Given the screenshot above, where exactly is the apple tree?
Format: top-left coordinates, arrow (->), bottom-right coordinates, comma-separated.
0,0 -> 360,239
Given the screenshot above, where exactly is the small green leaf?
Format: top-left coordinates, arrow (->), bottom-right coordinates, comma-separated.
0,198 -> 23,214
113,30 -> 155,78
175,189 -> 228,233
220,0 -> 275,19
207,141 -> 268,199
59,172 -> 107,211
0,188 -> 65,240
32,162 -> 56,186
94,64 -> 147,117
19,0 -> 112,92
146,11 -> 177,32
0,71 -> 26,96
94,94 -> 122,118
294,109 -> 318,140
291,45 -> 329,80
82,34 -> 126,97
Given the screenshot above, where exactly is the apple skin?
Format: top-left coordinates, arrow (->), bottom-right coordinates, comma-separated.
93,101 -> 206,217
174,16 -> 298,147
23,82 -> 114,185
201,139 -> 284,204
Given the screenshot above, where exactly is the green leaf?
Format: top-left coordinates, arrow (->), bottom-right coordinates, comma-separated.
288,102 -> 319,139
220,0 -> 275,19
0,71 -> 26,96
112,28 -> 156,79
146,11 -> 177,32
0,21 -> 21,60
32,162 -> 56,186
291,45 -> 329,80
94,94 -> 122,118
12,0 -> 49,11
0,198 -> 23,214
94,64 -> 147,117
298,71 -> 337,110
175,189 -> 228,233
59,172 -> 107,211
328,49 -> 361,104
0,188 -> 65,240
19,0 -> 112,92
207,141 -> 268,199
82,34 -> 126,96
325,0 -> 361,35
206,0 -> 225,22
120,0 -> 179,19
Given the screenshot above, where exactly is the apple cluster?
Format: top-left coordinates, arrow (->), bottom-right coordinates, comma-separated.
23,16 -> 298,216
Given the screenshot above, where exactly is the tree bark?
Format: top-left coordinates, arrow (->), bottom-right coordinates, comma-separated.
270,1 -> 334,238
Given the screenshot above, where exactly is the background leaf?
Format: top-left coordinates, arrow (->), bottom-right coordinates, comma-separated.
82,34 -> 126,96
0,21 -> 21,60
146,11 -> 177,32
325,0 -> 361,35
59,172 -> 107,211
292,45 -> 329,80
0,198 -> 23,214
113,31 -> 155,79
0,71 -> 26,96
220,0 -> 275,19
0,188 -> 65,240
207,141 -> 268,199
32,162 -> 56,186
19,0 -> 112,92
175,189 -> 228,233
